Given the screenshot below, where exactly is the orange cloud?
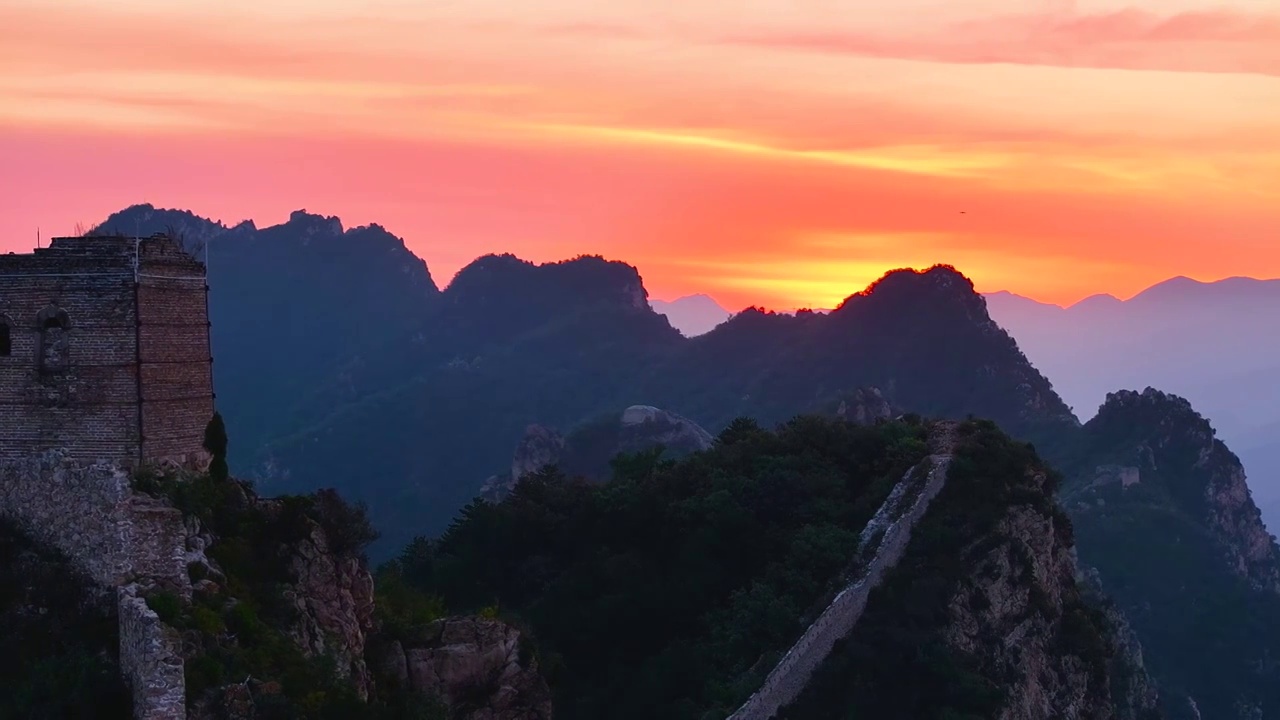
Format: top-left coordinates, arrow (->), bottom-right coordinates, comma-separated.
1,0 -> 1278,314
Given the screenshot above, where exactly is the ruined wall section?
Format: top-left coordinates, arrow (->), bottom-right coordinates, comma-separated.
0,239 -> 140,462
0,450 -> 189,594
0,451 -> 192,719
136,238 -> 214,466
119,584 -> 187,720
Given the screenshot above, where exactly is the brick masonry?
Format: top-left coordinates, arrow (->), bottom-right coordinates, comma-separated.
0,234 -> 214,719
0,234 -> 214,466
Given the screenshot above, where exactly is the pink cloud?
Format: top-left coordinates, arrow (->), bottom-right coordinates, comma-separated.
724,9 -> 1280,76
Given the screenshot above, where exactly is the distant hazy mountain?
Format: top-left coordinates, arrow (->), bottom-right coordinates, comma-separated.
649,294 -> 732,336
985,276 -> 1280,528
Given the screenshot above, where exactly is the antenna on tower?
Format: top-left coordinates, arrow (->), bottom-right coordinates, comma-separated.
133,219 -> 141,283
36,228 -> 40,249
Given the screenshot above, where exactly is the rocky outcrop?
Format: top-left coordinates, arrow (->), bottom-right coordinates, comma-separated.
284,518 -> 377,698
510,426 -> 567,485
945,501 -> 1114,720
1065,387 -> 1280,718
824,387 -> 896,425
480,425 -> 566,502
480,407 -> 714,502
618,404 -> 715,452
1199,452 -> 1280,594
936,443 -> 1160,720
1084,388 -> 1280,594
381,617 -> 552,720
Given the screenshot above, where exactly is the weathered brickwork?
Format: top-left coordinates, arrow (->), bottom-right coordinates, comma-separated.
0,234 -> 214,718
0,234 -> 213,465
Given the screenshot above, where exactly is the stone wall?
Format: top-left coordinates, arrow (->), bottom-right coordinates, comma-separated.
0,451 -> 190,590
0,239 -> 140,463
119,584 -> 187,720
0,234 -> 214,718
136,240 -> 215,465
0,451 -> 191,718
729,447 -> 954,720
0,235 -> 215,467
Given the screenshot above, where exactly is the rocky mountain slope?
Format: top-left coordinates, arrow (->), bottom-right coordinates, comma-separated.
0,435 -> 549,719
399,415 -> 1160,720
1060,388 -> 1280,720
780,419 -> 1162,720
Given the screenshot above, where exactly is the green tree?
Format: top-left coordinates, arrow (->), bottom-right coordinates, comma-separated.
203,412 -> 229,481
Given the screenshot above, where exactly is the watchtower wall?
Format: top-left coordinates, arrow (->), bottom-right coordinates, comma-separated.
0,233 -> 211,719
0,234 -> 213,465
135,237 -> 214,465
0,239 -> 139,461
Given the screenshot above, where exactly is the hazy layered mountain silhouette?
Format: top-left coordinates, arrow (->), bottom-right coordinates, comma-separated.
649,294 -> 732,336
77,205 -> 1280,715
986,277 -> 1280,527
254,260 -> 1079,555
86,207 -> 1081,555
92,204 -> 441,459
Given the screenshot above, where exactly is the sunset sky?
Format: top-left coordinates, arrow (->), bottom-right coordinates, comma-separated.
2,0 -> 1278,310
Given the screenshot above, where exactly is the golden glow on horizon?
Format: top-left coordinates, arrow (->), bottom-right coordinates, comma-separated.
2,0 -> 1279,310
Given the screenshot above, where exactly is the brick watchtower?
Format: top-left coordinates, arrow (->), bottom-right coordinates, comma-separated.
0,233 -> 215,466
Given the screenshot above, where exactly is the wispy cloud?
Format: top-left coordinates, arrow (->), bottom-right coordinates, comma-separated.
724,8 -> 1280,76
520,123 -> 1012,178
2,0 -> 1279,310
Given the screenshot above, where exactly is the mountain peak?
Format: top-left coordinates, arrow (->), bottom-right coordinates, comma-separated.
837,264 -> 979,310
1084,387 -> 1280,594
287,209 -> 344,236
1095,387 -> 1206,431
832,264 -> 996,334
867,263 -> 972,294
447,253 -> 649,311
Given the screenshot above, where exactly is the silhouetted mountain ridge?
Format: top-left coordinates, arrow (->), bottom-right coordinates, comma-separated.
75,204 -> 1280,719
93,204 -> 440,453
